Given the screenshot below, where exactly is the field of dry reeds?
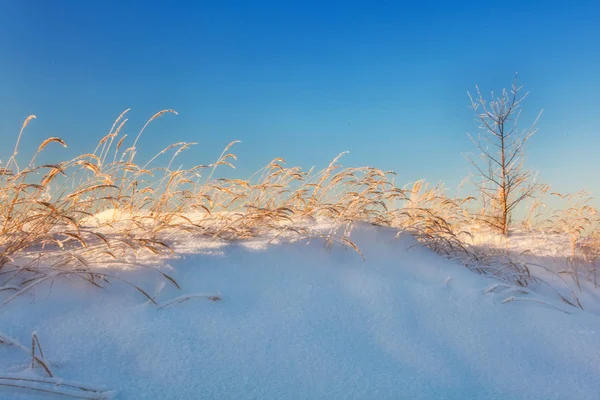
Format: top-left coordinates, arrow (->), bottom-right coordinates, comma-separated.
1,109 -> 599,305
1,108 -> 600,397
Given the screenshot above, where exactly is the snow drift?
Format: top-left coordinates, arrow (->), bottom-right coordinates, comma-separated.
1,224 -> 599,399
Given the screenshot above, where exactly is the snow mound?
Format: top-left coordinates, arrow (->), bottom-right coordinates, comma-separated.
1,224 -> 599,399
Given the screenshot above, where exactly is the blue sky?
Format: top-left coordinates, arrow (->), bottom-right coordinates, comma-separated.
1,0 -> 599,202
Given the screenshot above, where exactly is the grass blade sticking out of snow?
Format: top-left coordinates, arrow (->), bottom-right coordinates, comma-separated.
501,296 -> 572,314
0,331 -> 54,377
0,332 -> 115,398
157,293 -> 222,309
0,375 -> 116,399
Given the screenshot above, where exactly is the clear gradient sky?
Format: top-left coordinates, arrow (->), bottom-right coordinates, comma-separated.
1,1 -> 599,202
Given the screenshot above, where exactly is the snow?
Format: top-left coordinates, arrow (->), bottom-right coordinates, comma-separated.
462,226 -> 600,315
1,223 -> 600,399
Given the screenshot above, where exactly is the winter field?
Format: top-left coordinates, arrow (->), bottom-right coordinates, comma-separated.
1,109 -> 600,399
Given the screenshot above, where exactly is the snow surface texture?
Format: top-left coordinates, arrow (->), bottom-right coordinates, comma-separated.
1,224 -> 600,399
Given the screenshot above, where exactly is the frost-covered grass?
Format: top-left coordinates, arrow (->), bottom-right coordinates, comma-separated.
0,111 -> 404,301
1,112 -> 600,398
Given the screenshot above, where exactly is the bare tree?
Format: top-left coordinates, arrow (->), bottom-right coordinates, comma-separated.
467,75 -> 543,236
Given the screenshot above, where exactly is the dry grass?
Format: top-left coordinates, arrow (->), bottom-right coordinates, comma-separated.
391,180 -> 474,255
0,331 -> 113,398
0,110 -> 411,303
2,109 -> 600,397
538,190 -> 600,289
3,110 -> 599,301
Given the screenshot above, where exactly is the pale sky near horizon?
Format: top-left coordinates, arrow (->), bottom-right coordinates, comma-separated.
1,0 -> 599,206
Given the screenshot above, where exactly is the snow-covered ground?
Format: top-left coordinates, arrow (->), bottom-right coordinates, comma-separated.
1,223 -> 600,399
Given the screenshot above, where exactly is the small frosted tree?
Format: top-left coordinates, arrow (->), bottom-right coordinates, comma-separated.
467,76 -> 542,236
